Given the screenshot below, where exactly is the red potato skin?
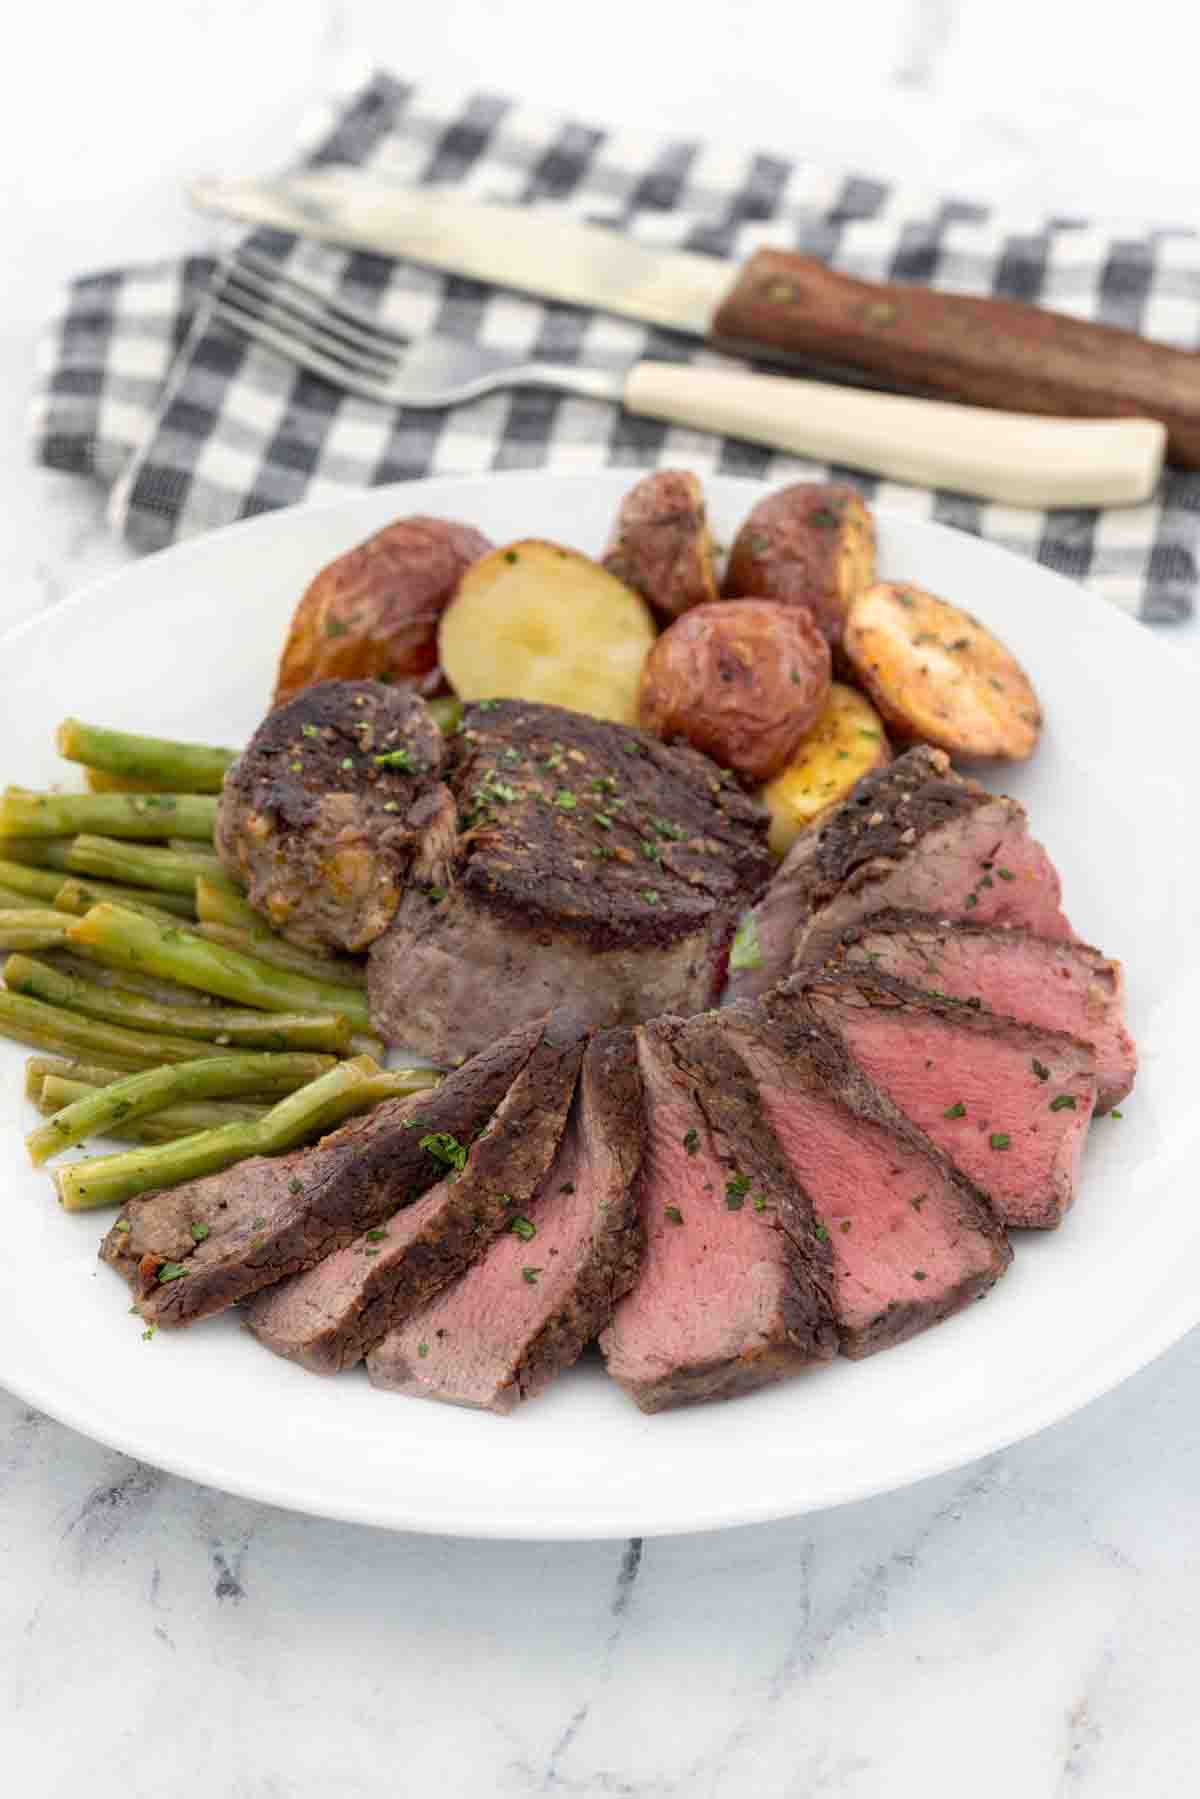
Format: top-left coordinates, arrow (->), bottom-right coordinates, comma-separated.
274,516 -> 494,706
602,469 -> 720,621
723,482 -> 875,649
638,600 -> 833,784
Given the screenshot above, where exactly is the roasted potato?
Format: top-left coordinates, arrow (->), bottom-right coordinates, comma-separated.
759,682 -> 891,856
842,581 -> 1041,761
723,482 -> 875,648
273,516 -> 493,705
602,469 -> 720,620
438,539 -> 658,725
638,600 -> 831,784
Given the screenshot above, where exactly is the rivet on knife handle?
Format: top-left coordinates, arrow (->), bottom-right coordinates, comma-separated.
622,363 -> 1165,508
711,250 -> 1200,470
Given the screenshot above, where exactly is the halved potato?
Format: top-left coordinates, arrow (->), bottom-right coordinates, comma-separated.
842,582 -> 1041,761
723,482 -> 876,648
438,540 -> 658,725
760,682 -> 891,857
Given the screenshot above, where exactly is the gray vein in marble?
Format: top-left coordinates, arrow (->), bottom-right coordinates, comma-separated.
893,0 -> 957,88
542,1538 -> 645,1790
66,1460 -> 166,1567
1059,1641 -> 1116,1794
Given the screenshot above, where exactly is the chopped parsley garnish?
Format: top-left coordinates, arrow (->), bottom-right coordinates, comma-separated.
753,1195 -> 769,1213
554,789 -> 578,810
996,867 -> 1015,881
522,1266 -> 541,1285
910,1194 -> 926,1211
420,1132 -> 468,1173
989,1133 -> 1011,1150
560,1182 -> 575,1195
683,1127 -> 700,1156
943,1101 -> 967,1119
339,757 -> 354,771
509,1215 -> 537,1241
1049,1095 -> 1077,1112
157,1262 -> 189,1284
641,841 -> 662,862
302,723 -> 319,737
325,617 -> 350,638
964,892 -> 978,908
1111,1109 -> 1123,1120
189,1222 -> 210,1243
725,1173 -> 751,1210
417,1341 -> 430,1358
912,1269 -> 927,1282
664,1206 -> 684,1225
642,889 -> 659,905
374,748 -> 413,770
814,1222 -> 830,1243
592,811 -> 613,830
810,506 -> 840,528
366,1229 -> 388,1242
729,912 -> 762,972
1031,1058 -> 1050,1082
650,816 -> 683,840
504,549 -> 519,563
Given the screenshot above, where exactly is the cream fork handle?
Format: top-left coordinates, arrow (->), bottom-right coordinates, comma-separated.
621,360 -> 1165,508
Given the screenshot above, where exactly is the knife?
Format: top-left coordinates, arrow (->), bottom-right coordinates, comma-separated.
189,166 -> 1194,475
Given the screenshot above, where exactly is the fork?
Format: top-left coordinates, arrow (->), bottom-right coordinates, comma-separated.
208,248 -> 1165,508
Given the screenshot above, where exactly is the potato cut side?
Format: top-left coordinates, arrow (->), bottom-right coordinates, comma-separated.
438,540 -> 658,725
842,581 -> 1042,761
759,683 -> 890,856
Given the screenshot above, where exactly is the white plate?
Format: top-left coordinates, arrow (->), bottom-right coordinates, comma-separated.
0,470 -> 1192,1540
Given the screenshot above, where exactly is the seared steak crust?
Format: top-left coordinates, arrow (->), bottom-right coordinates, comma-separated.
369,700 -> 772,1061
216,679 -> 447,952
98,1018 -> 543,1326
243,1009 -> 589,1373
721,987 -> 1012,1355
368,1027 -> 646,1410
600,1013 -> 837,1412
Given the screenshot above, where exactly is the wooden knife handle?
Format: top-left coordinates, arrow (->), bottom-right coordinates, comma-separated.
711,249 -> 1200,469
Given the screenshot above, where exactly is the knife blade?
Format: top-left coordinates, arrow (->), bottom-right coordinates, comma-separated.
190,165 -> 1200,468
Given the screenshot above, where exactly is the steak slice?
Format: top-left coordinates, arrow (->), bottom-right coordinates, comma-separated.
835,910 -> 1136,1113
215,678 -> 447,953
368,1027 -> 645,1411
368,699 -> 771,1064
98,1017 -> 544,1327
599,1014 -> 837,1412
243,1010 -> 588,1373
798,968 -> 1097,1229
719,992 -> 1012,1356
725,745 -> 1073,1004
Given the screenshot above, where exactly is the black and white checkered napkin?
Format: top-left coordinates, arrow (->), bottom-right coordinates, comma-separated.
30,68 -> 1200,623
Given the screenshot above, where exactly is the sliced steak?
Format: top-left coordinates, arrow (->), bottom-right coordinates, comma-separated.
797,968 -> 1097,1229
99,1017 -> 543,1327
835,910 -> 1136,1113
368,699 -> 771,1064
368,1027 -> 645,1411
216,679 -> 447,953
719,992 -> 1012,1356
243,1010 -> 588,1373
725,745 -> 1073,1004
599,1014 -> 837,1412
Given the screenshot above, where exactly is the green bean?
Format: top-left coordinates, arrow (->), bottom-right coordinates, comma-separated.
55,719 -> 238,793
66,904 -> 373,1030
0,858 -> 68,903
0,884 -> 37,909
194,873 -> 264,935
0,910 -> 70,951
54,879 -> 192,928
28,1050 -> 345,1164
0,791 -> 218,842
65,835 -> 220,897
39,949 -> 219,1008
0,839 -> 76,871
38,1077 -> 269,1143
0,984 -> 338,1075
3,954 -> 358,1055
54,1057 -> 438,1211
25,1057 -> 135,1101
194,921 -> 368,991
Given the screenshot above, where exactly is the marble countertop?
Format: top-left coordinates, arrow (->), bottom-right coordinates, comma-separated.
4,3 -> 1200,1793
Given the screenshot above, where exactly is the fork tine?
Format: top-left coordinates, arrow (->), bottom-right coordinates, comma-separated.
231,246 -> 411,349
210,296 -> 401,404
219,261 -> 401,371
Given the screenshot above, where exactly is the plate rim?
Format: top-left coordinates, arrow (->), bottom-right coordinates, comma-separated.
0,467 -> 1187,1540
